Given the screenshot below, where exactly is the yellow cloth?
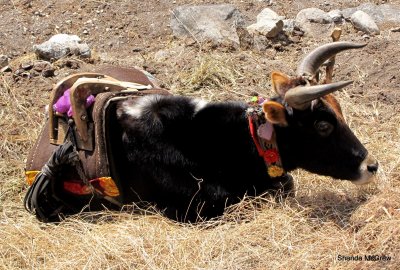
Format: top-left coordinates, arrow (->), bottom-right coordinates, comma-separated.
25,171 -> 40,185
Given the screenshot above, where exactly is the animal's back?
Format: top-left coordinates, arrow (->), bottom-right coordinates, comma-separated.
117,95 -> 282,221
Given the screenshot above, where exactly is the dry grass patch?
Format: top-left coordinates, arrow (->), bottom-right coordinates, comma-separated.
174,53 -> 244,99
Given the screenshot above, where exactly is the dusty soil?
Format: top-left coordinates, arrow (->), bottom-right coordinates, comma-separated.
0,0 -> 399,269
1,0 -> 400,102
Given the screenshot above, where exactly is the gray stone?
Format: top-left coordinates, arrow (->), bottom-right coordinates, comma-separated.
283,19 -> 295,33
295,8 -> 333,37
247,20 -> 283,38
380,4 -> 400,23
247,8 -> 284,38
171,4 -> 245,47
351,10 -> 380,35
328,10 -> 343,23
253,34 -> 270,51
342,7 -> 357,20
34,34 -> 91,61
357,3 -> 384,22
341,3 -> 400,24
256,8 -> 283,22
0,55 -> 9,68
297,8 -> 332,24
33,60 -> 55,77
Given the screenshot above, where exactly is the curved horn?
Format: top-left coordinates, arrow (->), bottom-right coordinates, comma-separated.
284,80 -> 353,110
297,42 -> 367,78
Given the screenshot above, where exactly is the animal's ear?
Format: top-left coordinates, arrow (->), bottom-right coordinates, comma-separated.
271,71 -> 291,97
262,101 -> 288,126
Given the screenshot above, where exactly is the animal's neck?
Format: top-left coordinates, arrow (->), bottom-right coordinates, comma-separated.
247,105 -> 286,178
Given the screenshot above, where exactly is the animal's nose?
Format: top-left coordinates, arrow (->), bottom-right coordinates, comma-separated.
367,162 -> 379,173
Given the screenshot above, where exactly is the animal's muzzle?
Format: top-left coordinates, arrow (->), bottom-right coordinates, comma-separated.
352,154 -> 379,185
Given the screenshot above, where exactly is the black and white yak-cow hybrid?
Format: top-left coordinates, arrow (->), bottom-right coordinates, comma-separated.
116,42 -> 378,222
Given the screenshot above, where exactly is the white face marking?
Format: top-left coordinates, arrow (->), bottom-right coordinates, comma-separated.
352,154 -> 378,185
191,98 -> 208,113
118,95 -> 161,119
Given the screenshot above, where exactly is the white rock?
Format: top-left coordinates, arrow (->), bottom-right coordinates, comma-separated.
342,3 -> 384,22
247,8 -> 284,38
283,19 -> 295,33
247,20 -> 283,38
351,10 -> 380,35
328,10 -> 343,23
256,8 -> 284,22
34,34 -> 91,60
295,8 -> 333,37
341,3 -> 400,24
171,4 -> 245,48
296,8 -> 332,24
380,4 -> 400,23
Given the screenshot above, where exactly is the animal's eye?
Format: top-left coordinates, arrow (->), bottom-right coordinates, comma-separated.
314,120 -> 334,137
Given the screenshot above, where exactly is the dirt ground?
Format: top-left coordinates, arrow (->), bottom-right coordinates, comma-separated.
0,0 -> 399,269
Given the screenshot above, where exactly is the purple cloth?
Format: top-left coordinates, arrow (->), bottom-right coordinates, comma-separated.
53,88 -> 95,117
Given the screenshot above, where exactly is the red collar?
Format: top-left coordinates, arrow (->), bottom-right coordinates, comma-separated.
247,110 -> 285,178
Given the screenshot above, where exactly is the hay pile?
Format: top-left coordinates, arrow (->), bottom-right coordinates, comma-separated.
0,47 -> 399,269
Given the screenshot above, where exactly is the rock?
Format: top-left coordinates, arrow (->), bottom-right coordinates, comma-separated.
283,19 -> 295,33
14,69 -> 31,78
328,10 -> 343,23
390,26 -> 400,32
351,10 -> 380,35
0,55 -> 8,68
21,62 -> 33,70
257,0 -> 273,3
247,8 -> 284,38
33,60 -> 55,77
342,3 -> 400,24
341,7 -> 356,20
12,60 -> 55,78
253,35 -> 270,51
291,36 -> 301,43
256,8 -> 283,21
297,8 -> 332,24
380,4 -> 400,23
34,34 -> 91,61
360,3 -> 384,22
65,59 -> 80,69
171,4 -> 245,48
54,59 -> 81,69
247,20 -> 283,38
295,8 -> 333,37
1,66 -> 11,72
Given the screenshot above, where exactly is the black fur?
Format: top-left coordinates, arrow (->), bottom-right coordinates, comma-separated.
117,96 -> 292,221
117,95 -> 367,222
